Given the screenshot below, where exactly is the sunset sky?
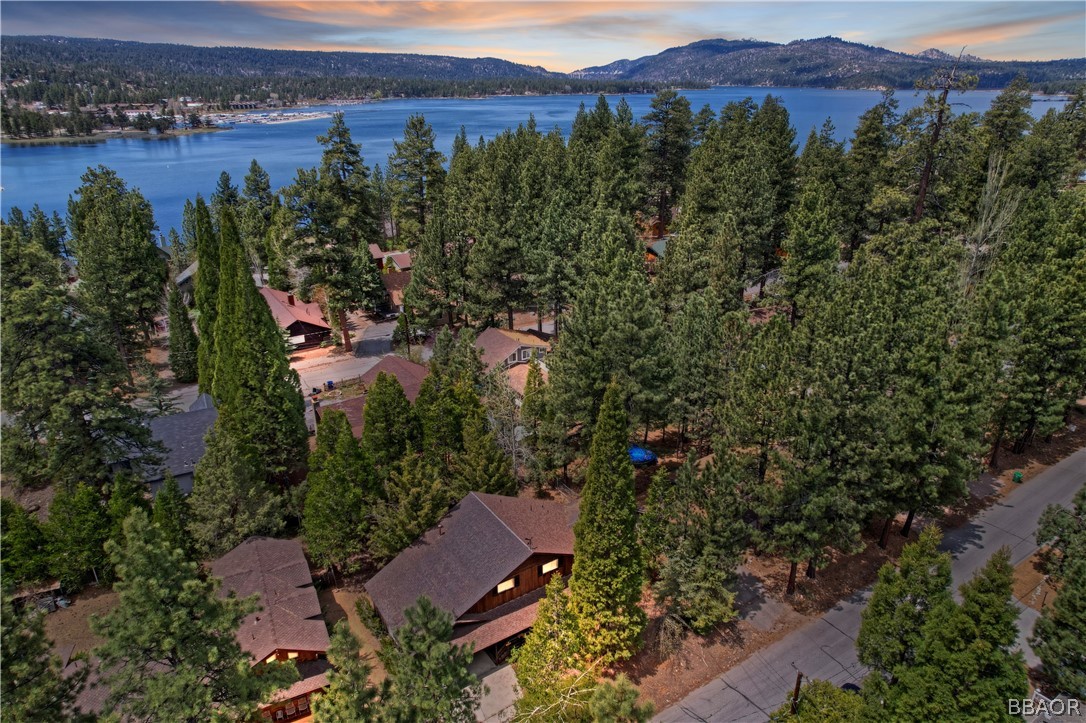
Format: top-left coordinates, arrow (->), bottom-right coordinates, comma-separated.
1,1 -> 1082,72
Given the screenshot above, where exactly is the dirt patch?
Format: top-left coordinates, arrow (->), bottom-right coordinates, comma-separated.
43,586 -> 117,656
990,408 -> 1086,491
317,585 -> 387,683
1013,551 -> 1058,613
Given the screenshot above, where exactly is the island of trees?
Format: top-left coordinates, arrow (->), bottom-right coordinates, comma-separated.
2,72 -> 1084,720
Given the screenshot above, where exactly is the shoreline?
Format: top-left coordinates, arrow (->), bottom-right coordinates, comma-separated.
0,125 -> 228,146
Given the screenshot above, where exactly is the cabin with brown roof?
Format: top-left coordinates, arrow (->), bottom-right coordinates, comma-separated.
212,537 -> 331,721
258,287 -> 331,348
381,271 -> 412,313
365,492 -> 577,662
314,355 -> 429,438
476,327 -> 551,372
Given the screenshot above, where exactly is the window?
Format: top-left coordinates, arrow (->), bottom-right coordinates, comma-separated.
495,575 -> 519,594
540,558 -> 560,575
520,348 -> 530,361
265,654 -> 278,664
287,652 -> 299,660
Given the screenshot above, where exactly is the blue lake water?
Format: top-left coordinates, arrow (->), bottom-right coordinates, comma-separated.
0,87 -> 1064,234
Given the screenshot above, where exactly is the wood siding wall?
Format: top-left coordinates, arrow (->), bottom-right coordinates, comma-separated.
467,554 -> 572,614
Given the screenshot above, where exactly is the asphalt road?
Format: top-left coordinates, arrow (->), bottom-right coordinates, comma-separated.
655,448 -> 1086,723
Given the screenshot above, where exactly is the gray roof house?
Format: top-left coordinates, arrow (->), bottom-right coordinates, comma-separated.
142,405 -> 217,495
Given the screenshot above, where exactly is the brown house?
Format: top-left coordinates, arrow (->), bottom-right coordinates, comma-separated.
476,327 -> 552,371
315,355 -> 429,437
259,287 -> 332,348
365,492 -> 577,662
212,538 -> 331,721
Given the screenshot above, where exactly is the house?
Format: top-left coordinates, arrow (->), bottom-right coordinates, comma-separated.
315,355 -> 429,438
175,260 -> 198,302
212,538 -> 331,721
141,401 -> 218,495
368,244 -> 413,273
644,238 -> 667,274
259,287 -> 332,348
365,492 -> 577,662
476,328 -> 551,372
381,271 -> 412,314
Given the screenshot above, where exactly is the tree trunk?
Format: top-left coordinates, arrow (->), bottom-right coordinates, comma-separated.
879,517 -> 893,549
988,423 -> 1005,468
337,308 -> 353,353
912,73 -> 954,222
507,306 -> 515,331
786,561 -> 799,595
537,306 -> 544,333
901,510 -> 916,538
806,559 -> 817,579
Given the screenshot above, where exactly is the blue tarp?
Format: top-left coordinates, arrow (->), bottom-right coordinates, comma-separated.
628,446 -> 658,466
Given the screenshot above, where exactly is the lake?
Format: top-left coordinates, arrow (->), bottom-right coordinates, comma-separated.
0,87 -> 1064,234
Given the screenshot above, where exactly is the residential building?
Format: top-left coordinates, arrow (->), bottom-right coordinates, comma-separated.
365,492 -> 577,662
140,397 -> 218,495
258,287 -> 331,348
314,355 -> 429,438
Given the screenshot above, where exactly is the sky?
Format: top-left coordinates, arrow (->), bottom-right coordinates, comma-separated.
1,1 -> 1082,72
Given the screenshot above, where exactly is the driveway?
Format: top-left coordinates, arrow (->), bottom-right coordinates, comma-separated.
655,448 -> 1086,722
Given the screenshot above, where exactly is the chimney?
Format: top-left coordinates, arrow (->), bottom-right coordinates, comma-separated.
287,293 -> 295,306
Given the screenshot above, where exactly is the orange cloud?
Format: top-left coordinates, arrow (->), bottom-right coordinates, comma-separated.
906,11 -> 1083,55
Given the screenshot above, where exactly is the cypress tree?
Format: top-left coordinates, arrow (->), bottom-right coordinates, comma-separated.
569,381 -> 645,664
166,285 -> 199,384
186,425 -> 283,558
303,410 -> 375,573
93,510 -> 297,721
211,206 -> 307,480
192,195 -> 219,392
361,372 -> 417,473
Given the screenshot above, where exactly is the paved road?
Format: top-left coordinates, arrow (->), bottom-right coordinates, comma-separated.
655,448 -> 1086,722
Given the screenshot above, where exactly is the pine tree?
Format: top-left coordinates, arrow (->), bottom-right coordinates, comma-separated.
452,409 -> 517,497
369,451 -> 451,564
569,382 -> 645,664
389,113 -> 446,247
2,214 -> 156,488
187,425 -> 284,558
592,99 -> 645,220
93,510 -> 297,721
166,285 -> 199,383
304,410 -> 375,573
209,171 -> 240,230
768,680 -> 866,722
1035,485 -> 1086,581
666,287 -> 727,444
285,112 -> 384,351
1,588 -> 87,720
404,201 -> 470,326
383,596 -> 482,722
105,472 -> 151,560
151,474 -> 191,557
68,166 -> 167,370
780,181 -> 840,325
0,498 -> 50,588
211,206 -> 308,480
643,89 -> 693,235
192,195 -> 219,392
240,159 -> 274,265
587,675 -> 654,723
310,621 -> 386,722
1031,555 -> 1086,698
361,371 -> 418,473
45,482 -> 110,590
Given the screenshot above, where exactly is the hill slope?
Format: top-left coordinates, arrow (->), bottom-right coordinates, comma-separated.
573,37 -> 1086,90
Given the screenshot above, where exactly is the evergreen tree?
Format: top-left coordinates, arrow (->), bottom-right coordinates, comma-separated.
304,410 -> 375,573
240,159 -> 274,265
311,621 -> 386,722
186,425 -> 284,558
666,287 -> 727,443
93,510 -> 297,721
389,113 -> 446,247
587,676 -> 654,723
414,376 -> 478,466
1,589 -> 87,720
780,181 -> 840,325
452,409 -> 517,497
383,596 -> 482,722
361,371 -> 418,473
643,89 -> 693,235
592,99 -> 645,220
1035,485 -> 1086,581
404,201 -> 470,326
105,472 -> 151,558
166,285 -> 199,383
211,206 -> 308,480
151,474 -> 191,557
192,195 -> 219,392
285,112 -> 384,351
569,382 -> 645,663
45,482 -> 110,590
857,526 -> 953,678
68,166 -> 167,370
1031,555 -> 1086,698
0,498 -> 50,588
209,170 -> 240,229
2,214 -> 156,488
369,451 -> 450,564
768,680 -> 866,722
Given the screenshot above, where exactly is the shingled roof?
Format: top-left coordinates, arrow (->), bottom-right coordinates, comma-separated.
365,492 -> 577,637
475,327 -> 551,370
144,407 -> 218,483
212,538 -> 330,663
258,287 -> 330,332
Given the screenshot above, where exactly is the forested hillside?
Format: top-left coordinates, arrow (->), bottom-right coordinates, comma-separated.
0,35 -> 667,106
573,36 -> 1086,92
2,74 -> 1084,720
